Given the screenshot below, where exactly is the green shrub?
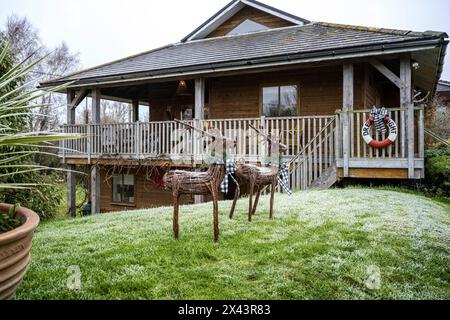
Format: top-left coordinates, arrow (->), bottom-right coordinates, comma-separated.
0,173 -> 64,221
0,42 -> 77,227
425,146 -> 450,197
0,204 -> 20,233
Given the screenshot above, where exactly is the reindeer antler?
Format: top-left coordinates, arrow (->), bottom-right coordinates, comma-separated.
248,123 -> 287,153
173,119 -> 234,142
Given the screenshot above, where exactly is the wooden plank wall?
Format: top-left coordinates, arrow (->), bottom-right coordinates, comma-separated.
209,65 -> 367,119
338,168 -> 409,179
140,64 -> 384,122
206,6 -> 294,39
363,63 -> 401,109
99,167 -> 193,212
148,96 -> 194,121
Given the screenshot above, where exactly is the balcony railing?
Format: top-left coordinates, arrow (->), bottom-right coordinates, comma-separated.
60,115 -> 336,163
335,107 -> 424,160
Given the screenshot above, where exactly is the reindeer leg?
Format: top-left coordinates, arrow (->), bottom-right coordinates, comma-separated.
251,187 -> 261,216
229,183 -> 240,219
269,177 -> 276,220
248,179 -> 254,222
210,183 -> 219,243
173,191 -> 180,240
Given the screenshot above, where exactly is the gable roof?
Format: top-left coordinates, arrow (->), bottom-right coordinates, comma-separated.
181,0 -> 310,42
40,22 -> 448,89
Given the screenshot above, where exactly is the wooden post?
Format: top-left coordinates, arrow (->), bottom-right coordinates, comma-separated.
132,100 -> 139,122
91,166 -> 101,215
194,78 -> 205,162
195,78 -> 205,121
342,63 -> 354,177
91,88 -> 101,214
91,88 -> 101,124
67,164 -> 76,218
66,90 -> 76,125
194,78 -> 206,204
400,56 -> 415,179
418,108 -> 425,178
66,90 -> 76,218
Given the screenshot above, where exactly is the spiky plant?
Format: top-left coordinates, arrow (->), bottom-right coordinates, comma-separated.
0,43 -> 78,232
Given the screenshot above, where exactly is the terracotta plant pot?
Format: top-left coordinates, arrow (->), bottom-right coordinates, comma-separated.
0,203 -> 39,300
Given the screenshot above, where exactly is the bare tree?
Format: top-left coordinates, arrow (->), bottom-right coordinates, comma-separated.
0,15 -> 80,131
101,101 -> 131,124
34,42 -> 80,131
1,15 -> 41,62
426,94 -> 450,143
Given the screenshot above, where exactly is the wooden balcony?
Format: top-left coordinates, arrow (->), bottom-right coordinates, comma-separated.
60,115 -> 336,165
61,108 -> 425,192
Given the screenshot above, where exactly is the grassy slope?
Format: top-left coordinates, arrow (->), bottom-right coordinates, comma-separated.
17,189 -> 450,300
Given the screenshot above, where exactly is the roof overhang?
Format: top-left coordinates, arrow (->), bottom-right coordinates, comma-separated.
41,38 -> 447,92
437,80 -> 450,92
181,0 -> 309,42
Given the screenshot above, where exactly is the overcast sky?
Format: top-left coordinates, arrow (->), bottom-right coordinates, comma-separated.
1,0 -> 449,80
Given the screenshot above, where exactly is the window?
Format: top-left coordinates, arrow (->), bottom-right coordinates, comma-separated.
262,85 -> 298,117
112,174 -> 135,204
227,19 -> 269,36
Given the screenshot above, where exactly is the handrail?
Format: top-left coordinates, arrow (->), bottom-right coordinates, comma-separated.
335,106 -> 424,114
424,129 -> 450,146
289,118 -> 336,167
290,125 -> 335,175
60,115 -> 335,128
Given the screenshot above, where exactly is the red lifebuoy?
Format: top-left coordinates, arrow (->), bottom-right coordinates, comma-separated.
362,117 -> 398,149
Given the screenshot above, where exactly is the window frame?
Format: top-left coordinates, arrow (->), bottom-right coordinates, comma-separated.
111,174 -> 136,205
259,82 -> 301,117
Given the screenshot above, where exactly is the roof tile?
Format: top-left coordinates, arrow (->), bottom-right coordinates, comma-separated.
42,22 -> 446,86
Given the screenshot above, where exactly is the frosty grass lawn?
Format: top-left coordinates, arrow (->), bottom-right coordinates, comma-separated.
17,188 -> 450,300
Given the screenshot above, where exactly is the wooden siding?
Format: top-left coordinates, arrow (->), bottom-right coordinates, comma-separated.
338,168 -> 408,179
362,65 -> 378,109
206,6 -> 295,39
115,63 -> 386,122
209,65 -> 366,119
148,95 -> 194,122
99,167 -> 192,212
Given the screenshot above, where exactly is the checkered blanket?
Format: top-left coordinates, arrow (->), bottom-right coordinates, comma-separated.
278,162 -> 292,195
220,160 -> 237,194
220,160 -> 292,195
370,107 -> 388,133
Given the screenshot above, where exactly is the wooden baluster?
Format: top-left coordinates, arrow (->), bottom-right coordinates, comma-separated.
419,108 -> 424,160
363,112 -> 367,159
319,118 -> 323,175
350,112 -> 354,159
356,112 -> 361,158
401,109 -> 406,158
313,118 -> 317,179
302,118 -> 305,155
324,119 -> 328,168
308,118 -> 312,184
296,118 -> 300,155
394,111 -> 399,158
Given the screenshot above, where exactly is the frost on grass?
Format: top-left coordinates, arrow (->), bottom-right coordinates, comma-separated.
17,188 -> 450,300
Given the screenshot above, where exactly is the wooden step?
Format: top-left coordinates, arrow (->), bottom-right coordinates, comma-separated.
309,165 -> 338,190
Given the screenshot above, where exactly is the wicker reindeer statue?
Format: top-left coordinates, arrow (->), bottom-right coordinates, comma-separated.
163,120 -> 236,242
229,124 -> 287,222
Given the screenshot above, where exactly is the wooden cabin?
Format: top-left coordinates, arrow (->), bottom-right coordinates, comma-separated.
40,0 -> 448,215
